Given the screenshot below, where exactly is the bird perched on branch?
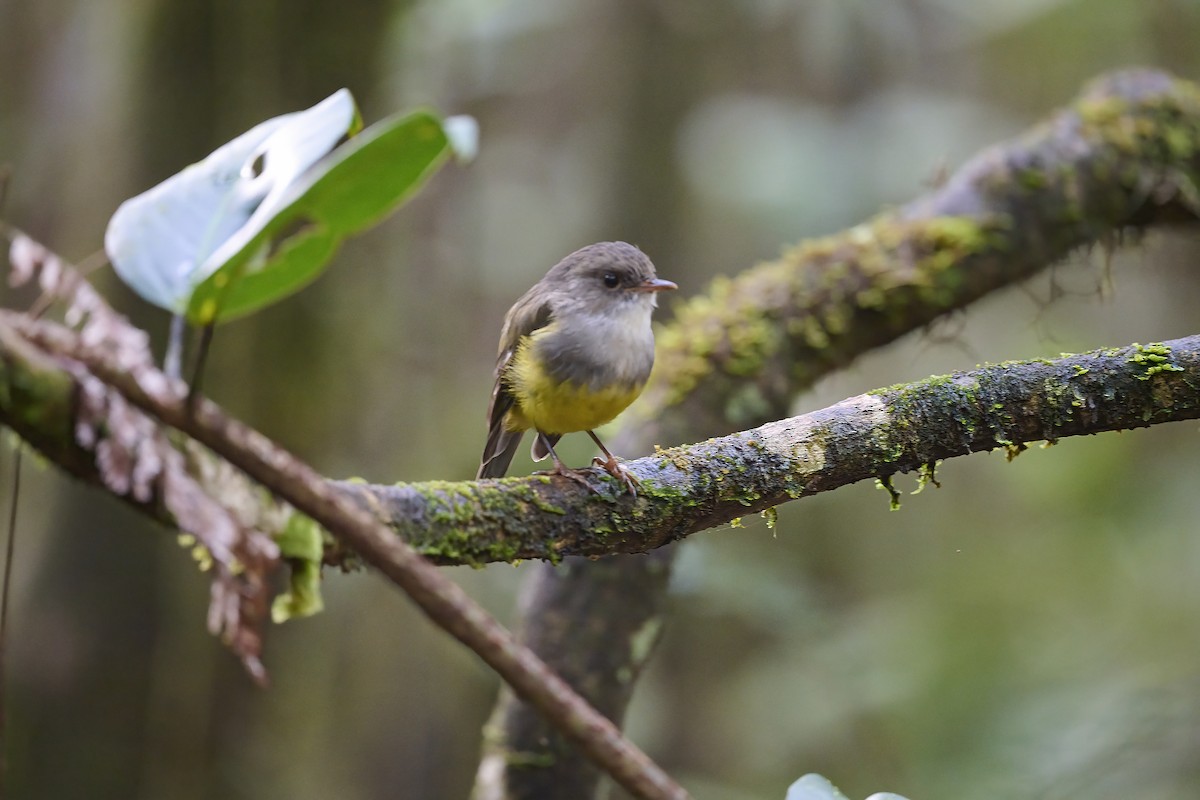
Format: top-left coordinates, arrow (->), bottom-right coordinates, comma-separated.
477,241 -> 676,494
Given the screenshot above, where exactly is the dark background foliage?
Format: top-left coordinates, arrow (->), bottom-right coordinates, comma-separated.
2,1 -> 1200,798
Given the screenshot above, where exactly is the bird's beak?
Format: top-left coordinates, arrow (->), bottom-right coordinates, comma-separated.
632,277 -> 678,293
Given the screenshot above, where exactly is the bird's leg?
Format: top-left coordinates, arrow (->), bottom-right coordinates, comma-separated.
587,430 -> 639,497
534,431 -> 598,493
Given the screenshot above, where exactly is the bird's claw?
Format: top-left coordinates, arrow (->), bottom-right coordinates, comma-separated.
592,456 -> 640,497
536,458 -> 639,497
535,463 -> 600,494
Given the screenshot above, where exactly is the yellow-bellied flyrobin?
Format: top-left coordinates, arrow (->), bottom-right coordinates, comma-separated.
477,241 -> 676,493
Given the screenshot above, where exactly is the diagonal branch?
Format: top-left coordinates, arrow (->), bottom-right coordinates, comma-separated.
637,68 -> 1200,446
0,313 -> 688,799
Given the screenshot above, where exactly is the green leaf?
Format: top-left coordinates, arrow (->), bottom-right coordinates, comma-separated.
271,513 -> 326,623
105,89 -> 476,325
186,108 -> 457,324
106,89 -> 361,314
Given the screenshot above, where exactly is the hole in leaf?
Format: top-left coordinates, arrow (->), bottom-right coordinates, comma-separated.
243,151 -> 267,179
266,215 -> 320,259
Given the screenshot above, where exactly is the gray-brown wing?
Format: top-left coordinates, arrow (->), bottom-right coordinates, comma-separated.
477,289 -> 553,479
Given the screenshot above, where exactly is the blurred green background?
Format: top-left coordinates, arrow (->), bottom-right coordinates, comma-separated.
3,1 -> 1200,798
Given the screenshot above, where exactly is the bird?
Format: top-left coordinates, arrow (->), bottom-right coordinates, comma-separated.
477,241 -> 676,493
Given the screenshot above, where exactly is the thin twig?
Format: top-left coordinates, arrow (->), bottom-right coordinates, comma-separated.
185,323 -> 214,410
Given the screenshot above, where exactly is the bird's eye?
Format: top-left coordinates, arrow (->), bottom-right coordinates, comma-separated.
602,271 -> 620,289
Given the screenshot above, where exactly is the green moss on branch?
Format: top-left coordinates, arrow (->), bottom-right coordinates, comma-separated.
634,69 -> 1200,447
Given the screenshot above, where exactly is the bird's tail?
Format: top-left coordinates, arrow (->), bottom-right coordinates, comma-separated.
477,428 -> 525,479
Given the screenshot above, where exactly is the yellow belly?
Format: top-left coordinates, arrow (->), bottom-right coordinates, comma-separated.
506,346 -> 644,434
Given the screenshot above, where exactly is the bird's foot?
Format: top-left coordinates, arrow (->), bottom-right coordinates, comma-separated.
535,461 -> 600,494
592,456 -> 640,497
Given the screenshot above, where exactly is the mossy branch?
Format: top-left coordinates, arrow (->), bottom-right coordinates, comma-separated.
271,336 -> 1200,558
4,310 -> 1198,565
637,68 -> 1200,447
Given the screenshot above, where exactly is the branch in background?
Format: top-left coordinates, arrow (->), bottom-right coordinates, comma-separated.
475,549 -> 674,800
479,67 -> 1200,798
641,68 -> 1200,446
